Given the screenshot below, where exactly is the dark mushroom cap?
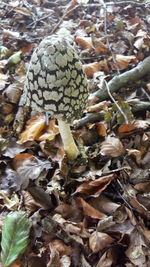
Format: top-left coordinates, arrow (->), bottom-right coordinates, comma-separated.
21,35 -> 88,123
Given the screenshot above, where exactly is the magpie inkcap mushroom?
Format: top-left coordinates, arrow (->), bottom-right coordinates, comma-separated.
20,34 -> 88,160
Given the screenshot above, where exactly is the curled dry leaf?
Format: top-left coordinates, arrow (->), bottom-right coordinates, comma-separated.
100,136 -> 125,157
76,197 -> 107,220
83,62 -> 100,78
0,192 -> 19,211
126,149 -> 142,165
74,173 -> 116,195
89,231 -> 115,253
22,190 -> 42,215
89,195 -> 120,215
53,214 -> 90,238
21,43 -> 35,54
118,120 -> 150,134
96,248 -> 115,267
13,153 -> 52,188
93,40 -> 109,54
86,101 -> 109,113
75,37 -> 94,50
95,122 -> 107,137
83,62 -> 106,78
18,114 -> 46,144
3,83 -> 22,104
38,120 -> 59,141
115,54 -> 137,70
118,123 -> 137,134
49,239 -> 71,256
1,167 -> 21,192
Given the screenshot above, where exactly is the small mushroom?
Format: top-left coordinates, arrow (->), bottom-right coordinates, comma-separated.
20,34 -> 88,160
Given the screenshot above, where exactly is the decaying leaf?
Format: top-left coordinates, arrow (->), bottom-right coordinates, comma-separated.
12,153 -> 52,188
74,173 -> 116,195
18,114 -> 46,143
100,136 -> 125,157
76,197 -> 107,219
38,120 -> 59,141
89,231 -> 115,253
75,37 -> 94,50
115,54 -> 137,69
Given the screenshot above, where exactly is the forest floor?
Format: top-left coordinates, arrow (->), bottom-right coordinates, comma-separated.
0,0 -> 150,266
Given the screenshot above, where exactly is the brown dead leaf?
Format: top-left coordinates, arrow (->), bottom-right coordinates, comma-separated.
53,214 -> 90,238
27,254 -> 46,267
126,17 -> 144,34
89,231 -> 114,253
125,229 -> 148,265
83,62 -> 101,78
134,182 -> 150,193
9,259 -> 21,267
86,101 -> 109,113
93,40 -> 109,54
49,239 -> 71,256
22,190 -> 42,215
96,248 -> 115,267
0,192 -> 19,211
115,54 -> 137,70
21,43 -> 35,54
119,120 -> 150,134
74,173 -> 116,195
38,120 -> 59,141
18,114 -> 46,144
4,83 -> 22,104
76,197 -> 107,219
55,203 -> 78,219
1,167 -> 21,192
95,122 -> 107,137
83,59 -> 110,78
126,195 -> 150,220
89,195 -> 120,215
100,136 -> 125,157
12,153 -> 52,188
75,37 -> 94,50
126,149 -> 142,165
118,123 -> 137,134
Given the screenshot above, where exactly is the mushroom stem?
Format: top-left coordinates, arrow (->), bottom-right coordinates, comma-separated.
57,119 -> 79,160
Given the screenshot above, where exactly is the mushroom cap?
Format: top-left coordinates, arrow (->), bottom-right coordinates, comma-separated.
21,35 -> 88,123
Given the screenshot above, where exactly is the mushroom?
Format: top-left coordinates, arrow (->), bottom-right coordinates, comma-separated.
20,34 -> 88,160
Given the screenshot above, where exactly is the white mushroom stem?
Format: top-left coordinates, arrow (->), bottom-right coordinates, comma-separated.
57,119 -> 79,160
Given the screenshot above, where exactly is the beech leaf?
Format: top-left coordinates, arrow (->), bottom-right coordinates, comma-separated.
1,211 -> 31,267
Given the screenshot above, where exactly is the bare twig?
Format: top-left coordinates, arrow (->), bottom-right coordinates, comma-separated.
104,80 -> 129,124
50,5 -> 80,35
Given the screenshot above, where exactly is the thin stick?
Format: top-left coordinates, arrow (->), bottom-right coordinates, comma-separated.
104,79 -> 129,124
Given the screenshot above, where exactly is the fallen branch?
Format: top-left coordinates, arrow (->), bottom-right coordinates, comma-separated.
74,101 -> 150,127
91,56 -> 150,101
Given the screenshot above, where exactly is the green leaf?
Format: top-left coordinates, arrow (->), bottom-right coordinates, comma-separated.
1,211 -> 31,267
7,51 -> 22,65
112,101 -> 134,125
104,110 -> 113,123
